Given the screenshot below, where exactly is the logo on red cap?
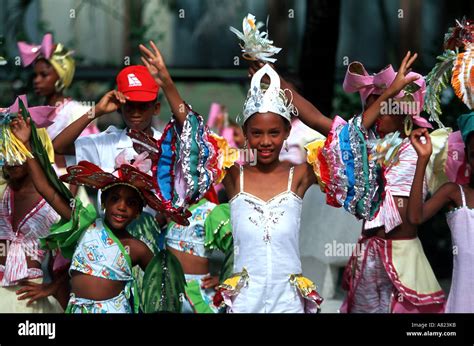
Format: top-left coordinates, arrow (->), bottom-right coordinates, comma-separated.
127,74 -> 143,87
116,65 -> 159,102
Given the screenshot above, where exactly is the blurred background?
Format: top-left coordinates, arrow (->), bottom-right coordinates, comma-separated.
1,0 -> 473,311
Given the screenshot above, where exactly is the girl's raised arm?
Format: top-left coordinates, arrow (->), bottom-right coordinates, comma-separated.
361,52 -> 419,130
139,41 -> 188,127
10,115 -> 72,220
407,128 -> 456,225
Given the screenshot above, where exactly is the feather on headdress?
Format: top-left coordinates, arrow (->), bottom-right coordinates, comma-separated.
424,18 -> 474,126
229,14 -> 281,63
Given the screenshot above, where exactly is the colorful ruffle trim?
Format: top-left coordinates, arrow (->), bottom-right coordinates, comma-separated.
289,274 -> 324,313
213,269 -> 323,313
129,107 -> 238,225
306,115 -> 383,220
213,268 -> 249,309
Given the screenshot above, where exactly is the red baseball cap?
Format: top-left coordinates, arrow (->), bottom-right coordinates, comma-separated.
116,65 -> 159,102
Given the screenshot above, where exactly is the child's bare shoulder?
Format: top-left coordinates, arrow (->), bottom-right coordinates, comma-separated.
434,182 -> 462,205
439,182 -> 461,195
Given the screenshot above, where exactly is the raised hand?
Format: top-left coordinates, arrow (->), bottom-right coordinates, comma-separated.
387,51 -> 420,97
10,110 -> 31,145
410,128 -> 432,160
139,40 -> 188,126
95,90 -> 129,117
139,41 -> 172,88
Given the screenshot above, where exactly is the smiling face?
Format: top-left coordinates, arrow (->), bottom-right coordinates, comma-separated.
102,185 -> 144,231
33,59 -> 60,97
120,100 -> 159,132
243,112 -> 291,164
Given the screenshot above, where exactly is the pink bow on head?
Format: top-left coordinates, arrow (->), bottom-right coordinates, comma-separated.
7,95 -> 56,128
343,62 -> 432,128
115,150 -> 152,173
17,33 -> 54,67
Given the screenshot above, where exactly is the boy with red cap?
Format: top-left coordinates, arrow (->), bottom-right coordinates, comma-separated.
53,64 -> 162,173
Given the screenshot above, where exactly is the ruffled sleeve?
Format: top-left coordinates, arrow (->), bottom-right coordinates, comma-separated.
305,139 -> 326,191
204,203 -> 232,253
204,203 -> 234,286
129,108 -> 238,225
208,133 -> 239,184
40,198 -> 97,259
305,115 -> 384,220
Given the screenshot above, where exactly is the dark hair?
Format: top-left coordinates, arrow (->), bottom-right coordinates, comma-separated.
102,184 -> 144,213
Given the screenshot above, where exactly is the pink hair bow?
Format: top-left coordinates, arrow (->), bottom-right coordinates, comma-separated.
6,95 -> 56,128
343,62 -> 432,128
17,33 -> 54,67
115,150 -> 152,173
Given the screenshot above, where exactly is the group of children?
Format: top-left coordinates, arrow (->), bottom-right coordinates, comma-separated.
0,14 -> 472,314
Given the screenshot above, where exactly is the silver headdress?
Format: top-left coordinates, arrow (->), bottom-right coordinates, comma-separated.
242,64 -> 297,123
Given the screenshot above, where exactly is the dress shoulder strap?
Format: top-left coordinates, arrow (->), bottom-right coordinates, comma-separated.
287,166 -> 295,191
458,184 -> 467,207
240,165 -> 244,193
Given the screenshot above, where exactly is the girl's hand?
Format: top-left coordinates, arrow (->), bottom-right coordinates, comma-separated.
139,41 -> 172,89
201,274 -> 220,290
95,90 -> 129,117
410,128 -> 432,160
16,280 -> 57,306
386,51 -> 420,97
10,110 -> 31,145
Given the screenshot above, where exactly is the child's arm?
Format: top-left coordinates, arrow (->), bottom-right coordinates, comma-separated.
10,116 -> 72,220
361,51 -> 419,130
407,128 -> 456,225
282,78 -> 333,136
139,41 -> 188,127
53,90 -> 129,155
